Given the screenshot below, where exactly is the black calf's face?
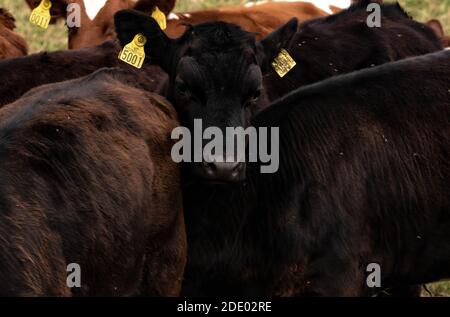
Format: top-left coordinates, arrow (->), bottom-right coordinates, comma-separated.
174,48 -> 262,130
175,49 -> 262,182
175,42 -> 263,182
115,10 -> 297,182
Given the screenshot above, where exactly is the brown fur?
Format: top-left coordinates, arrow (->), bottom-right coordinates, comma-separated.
0,9 -> 28,59
0,40 -> 167,107
165,2 -> 328,40
0,67 -> 185,296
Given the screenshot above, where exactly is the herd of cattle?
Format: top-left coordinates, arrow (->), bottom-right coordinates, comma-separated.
0,0 -> 449,296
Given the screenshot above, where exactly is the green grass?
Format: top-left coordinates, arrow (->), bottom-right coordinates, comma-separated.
401,0 -> 450,32
424,281 -> 450,297
0,0 -> 449,297
1,0 -> 67,52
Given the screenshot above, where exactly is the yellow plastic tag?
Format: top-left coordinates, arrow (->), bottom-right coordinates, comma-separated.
151,6 -> 167,30
29,0 -> 52,29
271,49 -> 296,78
118,34 -> 147,69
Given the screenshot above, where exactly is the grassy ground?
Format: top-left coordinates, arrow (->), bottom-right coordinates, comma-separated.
1,0 -> 67,52
424,281 -> 450,297
0,0 -> 449,296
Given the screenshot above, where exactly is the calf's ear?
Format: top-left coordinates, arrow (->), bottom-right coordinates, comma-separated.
26,0 -> 69,24
133,0 -> 176,16
115,9 -> 177,73
257,18 -> 298,73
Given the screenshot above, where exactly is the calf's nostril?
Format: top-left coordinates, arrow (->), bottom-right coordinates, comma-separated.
203,162 -> 217,174
233,162 -> 244,172
200,161 -> 245,181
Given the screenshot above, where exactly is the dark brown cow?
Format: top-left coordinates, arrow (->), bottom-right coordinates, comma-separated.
0,67 -> 185,296
0,9 -> 28,59
262,1 -> 443,101
0,40 -> 167,107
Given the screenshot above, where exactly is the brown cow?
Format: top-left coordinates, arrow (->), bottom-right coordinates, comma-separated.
0,40 -> 167,107
0,67 -> 185,296
25,0 -> 175,48
164,1 -> 330,39
0,8 -> 28,59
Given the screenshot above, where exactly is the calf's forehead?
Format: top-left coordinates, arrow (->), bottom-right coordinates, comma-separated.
180,48 -> 258,85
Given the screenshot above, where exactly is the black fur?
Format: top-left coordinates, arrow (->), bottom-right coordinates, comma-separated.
263,1 -> 443,101
114,3 -> 449,296
183,50 -> 450,296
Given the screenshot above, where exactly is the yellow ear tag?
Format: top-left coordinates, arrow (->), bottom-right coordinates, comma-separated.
151,6 -> 167,30
29,0 -> 52,29
118,34 -> 147,69
271,49 -> 296,78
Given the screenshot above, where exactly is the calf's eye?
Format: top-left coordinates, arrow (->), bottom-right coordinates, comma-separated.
175,80 -> 189,95
176,81 -> 203,104
252,89 -> 262,101
244,89 -> 262,107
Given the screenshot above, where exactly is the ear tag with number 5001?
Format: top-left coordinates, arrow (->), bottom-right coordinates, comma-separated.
272,49 -> 296,78
151,6 -> 167,30
29,0 -> 52,29
118,34 -> 147,69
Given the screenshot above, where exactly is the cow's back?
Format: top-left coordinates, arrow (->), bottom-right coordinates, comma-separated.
263,2 -> 443,101
0,68 -> 185,296
254,50 -> 450,292
0,40 -> 167,108
165,2 -> 328,39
